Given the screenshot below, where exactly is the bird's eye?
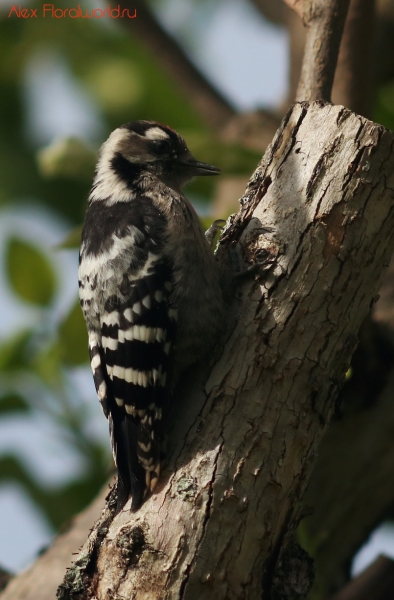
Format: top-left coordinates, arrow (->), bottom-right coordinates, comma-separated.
153,139 -> 171,154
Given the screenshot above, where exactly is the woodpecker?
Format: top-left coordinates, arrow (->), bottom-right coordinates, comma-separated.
78,121 -> 224,512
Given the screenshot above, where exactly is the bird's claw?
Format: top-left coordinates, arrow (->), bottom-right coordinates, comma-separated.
205,219 -> 226,248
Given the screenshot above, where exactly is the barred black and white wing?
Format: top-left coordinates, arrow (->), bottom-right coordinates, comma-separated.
79,197 -> 177,511
88,259 -> 176,511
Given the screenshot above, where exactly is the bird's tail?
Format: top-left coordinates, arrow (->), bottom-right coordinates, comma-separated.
109,412 -> 145,512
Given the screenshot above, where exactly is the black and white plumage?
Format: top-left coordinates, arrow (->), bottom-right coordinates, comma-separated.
78,121 -> 224,512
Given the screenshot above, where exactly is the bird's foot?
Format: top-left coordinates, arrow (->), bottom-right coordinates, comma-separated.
205,219 -> 226,248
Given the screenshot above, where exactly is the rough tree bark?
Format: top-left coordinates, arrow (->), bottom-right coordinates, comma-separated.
259,2 -> 394,596
280,2 -> 394,596
51,102 -> 394,600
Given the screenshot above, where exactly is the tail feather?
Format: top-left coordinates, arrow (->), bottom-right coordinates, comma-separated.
109,412 -> 146,513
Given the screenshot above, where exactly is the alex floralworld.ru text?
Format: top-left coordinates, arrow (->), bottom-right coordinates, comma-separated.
8,4 -> 137,18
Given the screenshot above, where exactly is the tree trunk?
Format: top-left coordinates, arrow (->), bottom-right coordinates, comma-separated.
0,489 -> 104,600
52,101 -> 394,600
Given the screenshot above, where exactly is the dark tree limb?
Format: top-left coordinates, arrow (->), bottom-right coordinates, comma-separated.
113,0 -> 235,130
332,0 -> 376,118
301,346 -> 394,594
0,569 -> 11,593
330,556 -> 394,600
0,489 -> 105,600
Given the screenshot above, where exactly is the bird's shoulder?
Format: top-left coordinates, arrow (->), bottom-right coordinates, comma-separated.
80,195 -> 169,259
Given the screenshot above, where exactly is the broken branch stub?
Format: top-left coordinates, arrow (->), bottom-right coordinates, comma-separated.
283,0 -> 305,20
58,101 -> 394,600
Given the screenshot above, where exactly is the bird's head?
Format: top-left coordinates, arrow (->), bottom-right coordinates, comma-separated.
96,120 -> 220,195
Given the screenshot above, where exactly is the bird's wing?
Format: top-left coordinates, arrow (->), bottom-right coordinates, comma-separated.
104,256 -> 176,511
84,227 -> 177,510
108,258 -> 177,509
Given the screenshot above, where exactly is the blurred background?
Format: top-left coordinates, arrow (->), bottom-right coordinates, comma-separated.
1,0 -> 394,597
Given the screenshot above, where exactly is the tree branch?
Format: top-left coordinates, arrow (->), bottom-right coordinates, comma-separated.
284,0 -> 352,102
332,0 -> 376,118
0,488 -> 105,600
330,556 -> 394,600
302,343 -> 394,594
114,0 -> 235,130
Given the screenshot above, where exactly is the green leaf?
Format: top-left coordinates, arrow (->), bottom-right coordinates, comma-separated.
59,300 -> 89,366
57,225 -> 82,250
84,58 -> 143,115
33,342 -> 63,386
6,238 -> 57,306
36,137 -> 97,181
0,330 -> 34,372
0,393 -> 30,415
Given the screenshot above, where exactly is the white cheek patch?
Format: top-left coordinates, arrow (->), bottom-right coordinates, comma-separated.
144,127 -> 170,140
89,128 -> 135,204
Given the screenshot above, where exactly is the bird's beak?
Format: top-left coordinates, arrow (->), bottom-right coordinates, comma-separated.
178,155 -> 220,176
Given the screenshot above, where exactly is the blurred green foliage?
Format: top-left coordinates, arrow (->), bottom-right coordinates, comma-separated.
374,81 -> 394,132
37,137 -> 97,181
58,300 -> 89,366
6,238 -> 57,306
